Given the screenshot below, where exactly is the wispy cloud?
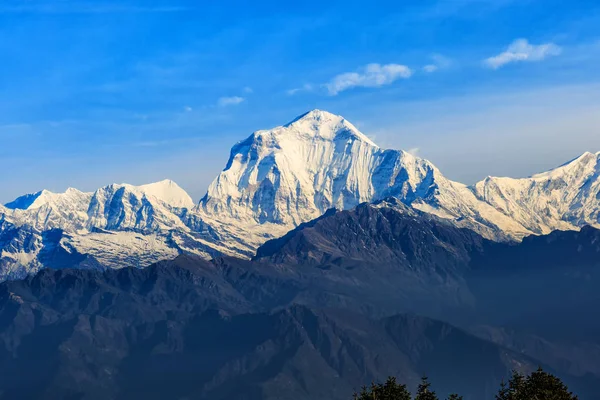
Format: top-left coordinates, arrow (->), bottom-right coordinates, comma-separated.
286,83 -> 314,96
484,39 -> 562,69
217,96 -> 245,107
423,54 -> 452,73
0,3 -> 188,14
242,86 -> 253,94
326,63 -> 413,95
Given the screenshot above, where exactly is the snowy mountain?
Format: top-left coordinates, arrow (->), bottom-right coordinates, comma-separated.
5,188 -> 92,231
1,109 -> 599,280
0,180 -> 228,281
195,109 -> 531,252
472,152 -> 600,234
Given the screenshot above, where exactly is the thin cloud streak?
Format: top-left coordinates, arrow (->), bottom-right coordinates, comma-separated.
286,84 -> 314,96
326,63 -> 413,95
423,54 -> 452,73
484,39 -> 562,69
218,96 -> 245,106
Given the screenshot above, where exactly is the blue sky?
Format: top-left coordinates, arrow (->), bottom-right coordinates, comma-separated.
1,0 -> 600,202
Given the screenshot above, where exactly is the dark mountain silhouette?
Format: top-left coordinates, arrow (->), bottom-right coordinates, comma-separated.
1,274 -> 589,400
2,199 -> 600,398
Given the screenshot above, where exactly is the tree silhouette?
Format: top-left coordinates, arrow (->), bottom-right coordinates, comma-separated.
499,368 -> 578,400
353,368 -> 577,400
415,377 -> 438,400
354,376 -> 411,400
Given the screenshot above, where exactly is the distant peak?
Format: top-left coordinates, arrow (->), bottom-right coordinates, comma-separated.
281,109 -> 377,147
140,179 -> 177,188
561,151 -> 598,166
284,109 -> 342,126
65,187 -> 85,195
5,191 -> 45,210
575,151 -> 595,159
91,179 -> 194,209
4,187 -> 88,210
138,179 -> 194,208
527,151 -> 600,180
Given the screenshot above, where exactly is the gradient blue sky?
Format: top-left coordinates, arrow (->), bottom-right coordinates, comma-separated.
1,0 -> 600,202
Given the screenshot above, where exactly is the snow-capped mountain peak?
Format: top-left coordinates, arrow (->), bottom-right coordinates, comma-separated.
5,187 -> 90,211
5,189 -> 52,210
530,151 -> 599,180
0,179 -> 202,281
196,109 -> 533,248
85,180 -> 195,232
281,109 -> 377,146
138,179 -> 194,209
472,151 -> 600,235
198,110 -> 398,226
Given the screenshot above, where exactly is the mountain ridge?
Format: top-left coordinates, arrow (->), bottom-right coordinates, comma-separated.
1,109 -> 599,280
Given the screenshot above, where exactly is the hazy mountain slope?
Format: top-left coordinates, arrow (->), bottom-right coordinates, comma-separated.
466,225 -> 600,340
0,268 -> 566,400
254,200 -> 600,332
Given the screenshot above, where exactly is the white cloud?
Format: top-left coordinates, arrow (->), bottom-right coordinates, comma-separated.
484,39 -> 562,69
217,96 -> 245,107
184,106 -> 193,112
286,83 -> 314,96
423,54 -> 452,73
243,86 -> 253,94
325,63 -> 413,95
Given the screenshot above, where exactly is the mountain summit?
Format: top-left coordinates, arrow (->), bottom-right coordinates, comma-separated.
196,109 -> 529,251
200,109 -> 446,223
282,109 -> 377,145
199,109 -> 406,226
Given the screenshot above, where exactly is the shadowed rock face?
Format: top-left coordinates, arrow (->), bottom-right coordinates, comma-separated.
255,199 -> 485,271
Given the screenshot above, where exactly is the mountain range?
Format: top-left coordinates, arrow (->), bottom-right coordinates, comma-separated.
1,109 -> 599,280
